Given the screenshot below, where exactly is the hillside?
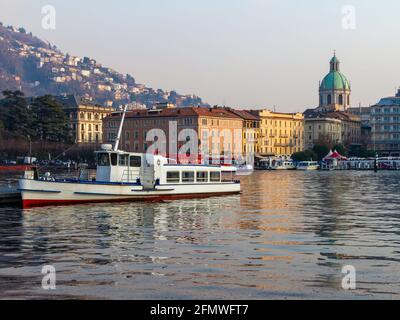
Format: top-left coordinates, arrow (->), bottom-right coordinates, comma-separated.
0,22 -> 205,108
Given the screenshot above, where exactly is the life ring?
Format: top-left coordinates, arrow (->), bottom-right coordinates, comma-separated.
157,159 -> 161,166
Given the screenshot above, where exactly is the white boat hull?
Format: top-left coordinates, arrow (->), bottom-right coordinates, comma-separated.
19,179 -> 241,208
296,166 -> 319,171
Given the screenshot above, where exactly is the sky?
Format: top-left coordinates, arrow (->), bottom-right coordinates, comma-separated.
0,0 -> 400,112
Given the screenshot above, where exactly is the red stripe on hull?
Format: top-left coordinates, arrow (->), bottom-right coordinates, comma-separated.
22,191 -> 240,209
0,165 -> 32,172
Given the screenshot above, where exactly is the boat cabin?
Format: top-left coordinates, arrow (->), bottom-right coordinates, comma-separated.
94,144 -> 237,187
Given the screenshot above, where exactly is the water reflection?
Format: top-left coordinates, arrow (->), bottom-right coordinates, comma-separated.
0,171 -> 400,299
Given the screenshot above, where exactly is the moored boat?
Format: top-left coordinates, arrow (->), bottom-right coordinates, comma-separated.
296,161 -> 320,171
18,107 -> 241,209
270,159 -> 296,170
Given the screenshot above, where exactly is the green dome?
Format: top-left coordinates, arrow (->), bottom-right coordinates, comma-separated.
320,71 -> 350,91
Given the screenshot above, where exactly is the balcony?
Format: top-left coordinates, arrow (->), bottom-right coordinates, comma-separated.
274,143 -> 293,147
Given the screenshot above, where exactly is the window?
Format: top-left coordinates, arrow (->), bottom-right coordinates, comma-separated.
97,153 -> 110,166
119,154 -> 128,166
339,94 -> 343,105
130,156 -> 141,167
327,94 -> 332,105
210,172 -> 221,182
167,171 -> 180,183
110,153 -> 118,166
182,172 -> 195,183
196,171 -> 208,182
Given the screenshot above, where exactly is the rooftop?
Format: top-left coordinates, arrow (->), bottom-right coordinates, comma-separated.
107,106 -> 243,120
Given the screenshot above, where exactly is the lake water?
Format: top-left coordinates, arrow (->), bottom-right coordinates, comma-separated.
0,170 -> 400,299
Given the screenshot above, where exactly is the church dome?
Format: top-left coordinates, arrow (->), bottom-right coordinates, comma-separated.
320,54 -> 351,91
320,71 -> 350,91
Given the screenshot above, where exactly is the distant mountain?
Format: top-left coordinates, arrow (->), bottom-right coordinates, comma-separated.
0,22 -> 206,108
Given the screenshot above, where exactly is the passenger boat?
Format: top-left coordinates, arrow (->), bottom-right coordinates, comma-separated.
235,164 -> 254,175
270,159 -> 295,170
18,107 -> 241,209
296,161 -> 320,171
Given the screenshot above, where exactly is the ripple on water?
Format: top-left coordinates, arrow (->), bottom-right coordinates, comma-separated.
0,170 -> 400,299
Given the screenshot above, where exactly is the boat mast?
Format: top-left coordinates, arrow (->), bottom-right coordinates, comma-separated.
113,104 -> 128,151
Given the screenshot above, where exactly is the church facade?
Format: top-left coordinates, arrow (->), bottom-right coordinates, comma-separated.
304,54 -> 361,150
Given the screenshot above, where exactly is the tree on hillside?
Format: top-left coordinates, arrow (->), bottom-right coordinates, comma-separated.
30,95 -> 70,143
0,90 -> 34,138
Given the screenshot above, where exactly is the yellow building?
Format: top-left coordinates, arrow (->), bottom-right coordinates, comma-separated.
225,109 -> 260,158
252,109 -> 305,156
55,95 -> 114,144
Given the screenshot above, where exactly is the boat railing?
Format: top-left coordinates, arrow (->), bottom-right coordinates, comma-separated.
166,158 -> 178,164
121,169 -> 138,182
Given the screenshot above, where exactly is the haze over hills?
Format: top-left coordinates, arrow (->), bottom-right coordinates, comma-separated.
0,22 -> 205,108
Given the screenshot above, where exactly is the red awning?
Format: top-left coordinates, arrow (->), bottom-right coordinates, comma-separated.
323,150 -> 347,161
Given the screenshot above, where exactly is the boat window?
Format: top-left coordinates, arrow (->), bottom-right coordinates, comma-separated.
97,153 -> 110,166
182,171 -> 195,183
110,153 -> 118,166
130,156 -> 141,168
119,154 -> 128,166
167,171 -> 180,183
210,171 -> 221,182
196,171 -> 208,183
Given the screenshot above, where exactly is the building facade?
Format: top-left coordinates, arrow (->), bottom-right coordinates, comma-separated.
370,89 -> 400,156
55,95 -> 114,144
304,110 -> 361,150
225,109 -> 260,158
103,106 -> 244,162
348,107 -> 372,127
251,109 -> 305,156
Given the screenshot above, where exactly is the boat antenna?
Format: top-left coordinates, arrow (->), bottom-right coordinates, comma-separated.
114,104 -> 128,151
